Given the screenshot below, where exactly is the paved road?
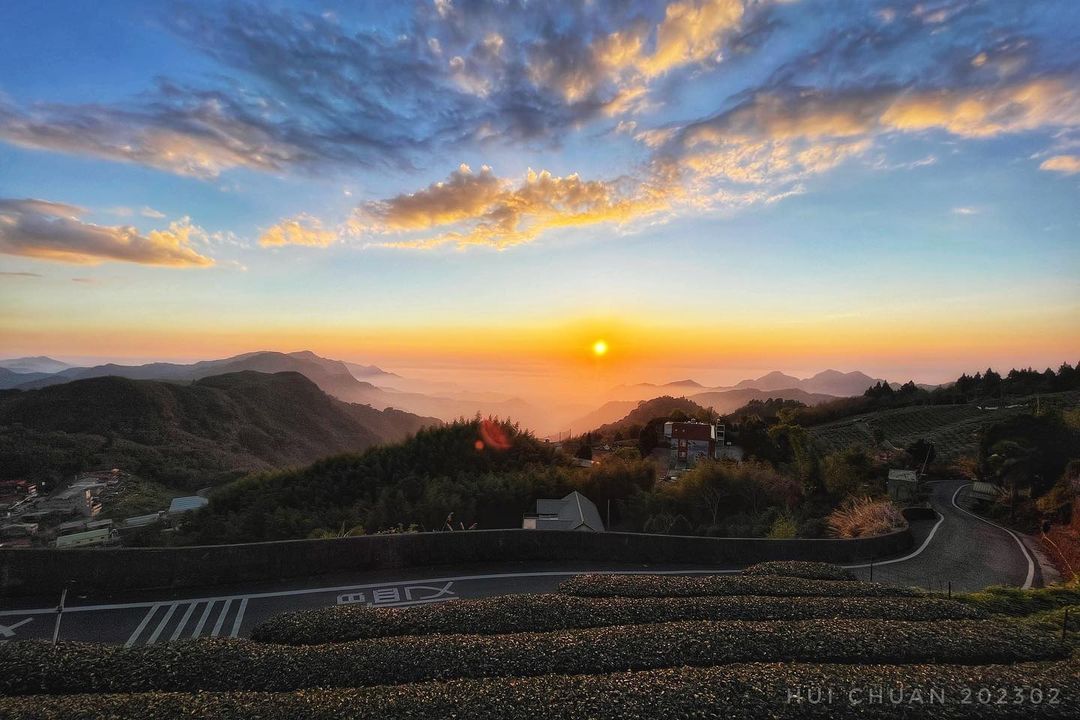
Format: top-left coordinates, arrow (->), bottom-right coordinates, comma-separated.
845,479 -> 1036,592
0,480 -> 1038,646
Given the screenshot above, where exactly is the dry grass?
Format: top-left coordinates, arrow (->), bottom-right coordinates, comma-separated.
827,497 -> 906,538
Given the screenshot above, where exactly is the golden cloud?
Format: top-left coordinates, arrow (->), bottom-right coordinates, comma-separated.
361,167 -> 675,250
1039,154 -> 1080,175
0,199 -> 214,267
259,214 -> 337,247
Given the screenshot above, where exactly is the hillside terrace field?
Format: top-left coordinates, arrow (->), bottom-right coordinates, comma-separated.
2,562 -> 1076,718
807,391 -> 1080,460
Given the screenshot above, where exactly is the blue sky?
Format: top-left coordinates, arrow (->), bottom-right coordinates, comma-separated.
0,0 -> 1078,385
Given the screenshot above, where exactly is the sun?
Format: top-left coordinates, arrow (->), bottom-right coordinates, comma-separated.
592,339 -> 608,357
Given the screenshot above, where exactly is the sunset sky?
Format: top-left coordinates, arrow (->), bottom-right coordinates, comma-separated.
1,0 -> 1078,389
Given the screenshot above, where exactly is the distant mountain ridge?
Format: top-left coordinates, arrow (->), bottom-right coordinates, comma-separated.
569,386 -> 838,436
0,370 -> 439,488
612,369 -> 892,402
8,349 -> 543,430
0,356 -> 73,374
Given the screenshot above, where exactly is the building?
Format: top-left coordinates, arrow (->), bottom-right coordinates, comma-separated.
37,486 -> 102,518
522,491 -> 605,532
168,496 -> 209,516
887,469 -> 919,502
664,420 -> 715,469
54,527 -> 114,549
120,511 -> 166,530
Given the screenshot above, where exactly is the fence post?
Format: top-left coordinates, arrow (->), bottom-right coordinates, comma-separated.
947,581 -> 952,599
1064,608 -> 1070,642
52,586 -> 68,646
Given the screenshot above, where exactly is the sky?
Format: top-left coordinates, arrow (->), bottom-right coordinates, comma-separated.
1,0 -> 1078,394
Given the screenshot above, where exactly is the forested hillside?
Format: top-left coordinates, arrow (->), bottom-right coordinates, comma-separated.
0,371 -> 437,489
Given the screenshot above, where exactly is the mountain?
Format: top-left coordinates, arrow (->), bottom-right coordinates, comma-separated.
343,361 -> 400,382
0,371 -> 439,489
689,387 -> 838,413
799,370 -> 884,396
0,356 -> 73,374
0,367 -> 53,390
727,369 -> 886,397
563,400 -> 639,436
732,371 -> 802,391
12,349 -> 543,431
588,396 -> 712,438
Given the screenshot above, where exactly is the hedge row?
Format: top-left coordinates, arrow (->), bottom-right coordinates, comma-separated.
1,620 -> 1065,695
558,574 -> 922,598
252,593 -> 984,645
741,561 -> 858,581
2,661 -> 1075,719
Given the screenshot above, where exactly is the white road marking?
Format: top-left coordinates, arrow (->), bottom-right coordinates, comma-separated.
124,604 -> 161,647
145,602 -> 178,645
843,511 -> 945,569
171,601 -> 197,641
229,598 -> 248,638
376,596 -> 461,609
191,600 -> 215,638
210,598 -> 233,637
0,569 -> 742,617
0,617 -> 32,638
950,484 -> 1036,589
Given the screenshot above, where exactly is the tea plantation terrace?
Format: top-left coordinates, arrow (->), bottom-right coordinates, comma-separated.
1,562 -> 1075,718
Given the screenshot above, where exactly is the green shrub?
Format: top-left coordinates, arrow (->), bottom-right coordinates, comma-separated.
557,573 -> 920,598
2,661 -> 1076,719
0,620 -> 1065,696
252,593 -> 982,645
957,582 -> 1080,616
741,561 -> 857,582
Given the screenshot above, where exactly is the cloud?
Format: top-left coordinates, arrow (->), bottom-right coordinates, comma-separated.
1039,154 -> 1080,174
259,214 -> 337,247
354,165 -> 674,250
0,199 -> 215,267
654,77 -> 1080,191
0,2 -> 776,178
0,271 -> 43,278
952,206 -> 979,215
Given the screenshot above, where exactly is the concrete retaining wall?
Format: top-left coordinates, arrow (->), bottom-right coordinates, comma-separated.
0,525 -> 913,597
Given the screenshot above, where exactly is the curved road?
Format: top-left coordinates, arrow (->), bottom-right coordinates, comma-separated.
0,479 -> 1039,645
843,479 -> 1036,592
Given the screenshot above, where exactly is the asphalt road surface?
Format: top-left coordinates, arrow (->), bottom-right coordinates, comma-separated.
0,480 -> 1039,646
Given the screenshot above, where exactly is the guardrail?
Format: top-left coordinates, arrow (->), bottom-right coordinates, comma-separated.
0,524 -> 914,596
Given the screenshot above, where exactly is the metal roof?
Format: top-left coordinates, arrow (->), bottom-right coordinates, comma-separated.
168,496 -> 209,514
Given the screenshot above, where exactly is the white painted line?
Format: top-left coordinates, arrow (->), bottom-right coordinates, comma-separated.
145,602 -> 178,646
0,569 -> 742,616
373,596 -> 460,609
229,598 -> 248,638
211,598 -> 233,637
170,602 -> 197,641
124,604 -> 160,648
951,484 -> 1035,589
191,600 -> 215,638
0,618 -> 33,638
843,511 -> 945,570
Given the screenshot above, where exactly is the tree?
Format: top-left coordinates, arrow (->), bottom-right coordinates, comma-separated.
822,447 -> 877,498
906,439 -> 936,470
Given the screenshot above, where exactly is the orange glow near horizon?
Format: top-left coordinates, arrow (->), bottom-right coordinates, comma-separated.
3,304 -> 1077,382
